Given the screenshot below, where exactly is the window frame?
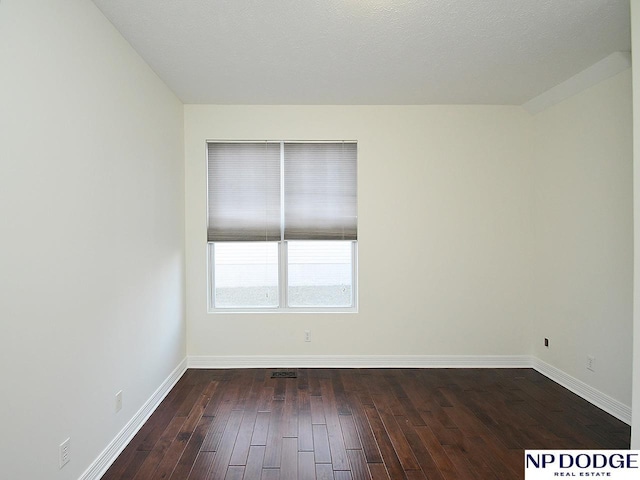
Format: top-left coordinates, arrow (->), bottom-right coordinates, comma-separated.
206,140 -> 358,314
208,241 -> 358,313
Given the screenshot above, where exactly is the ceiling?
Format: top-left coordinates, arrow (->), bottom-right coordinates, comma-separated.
91,0 -> 631,105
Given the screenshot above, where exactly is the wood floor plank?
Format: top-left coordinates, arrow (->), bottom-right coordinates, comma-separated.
118,451 -> 150,480
257,386 -> 274,413
442,444 -> 480,480
102,450 -> 148,480
102,368 -> 630,480
244,445 -> 266,480
102,445 -> 147,479
413,426 -> 460,480
308,370 -> 322,396
465,435 -> 520,480
316,463 -> 335,480
362,403 -> 407,480
263,399 -> 285,468
437,388 -> 492,439
345,392 -> 383,464
273,377 -> 286,401
200,398 -> 234,452
396,396 -> 427,428
402,378 -> 459,435
367,463 -> 390,480
224,465 -> 244,480
261,468 -> 280,480
229,376 -> 261,466
298,388 -> 314,451
338,370 -> 359,396
395,416 -> 444,480
206,409 -> 244,479
320,379 -> 350,470
154,382 -> 221,480
312,423 -> 333,464
133,416 -> 186,480
282,379 -> 299,438
502,375 -> 602,447
441,383 -> 526,450
346,449 -> 372,480
280,437 -> 298,480
228,408 -> 258,465
177,384 -> 209,417
202,374 -> 235,417
298,451 -> 316,480
251,411 -> 271,446
334,471 -> 354,480
186,451 -> 216,480
331,370 -> 352,416
297,368 -> 310,391
369,394 -> 420,472
311,395 -> 326,425
186,381 -> 220,427
148,429 -> 191,480
136,384 -> 195,452
169,416 -> 214,480
339,415 -> 361,450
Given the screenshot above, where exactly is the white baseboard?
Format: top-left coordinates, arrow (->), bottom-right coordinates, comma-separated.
188,354 -> 631,425
79,358 -> 188,480
531,357 -> 631,425
187,354 -> 531,369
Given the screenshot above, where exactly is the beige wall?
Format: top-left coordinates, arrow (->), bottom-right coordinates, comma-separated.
185,105 -> 535,357
0,0 -> 185,478
532,70 -> 633,407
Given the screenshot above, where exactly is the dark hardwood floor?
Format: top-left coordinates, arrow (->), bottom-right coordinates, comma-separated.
102,368 -> 630,480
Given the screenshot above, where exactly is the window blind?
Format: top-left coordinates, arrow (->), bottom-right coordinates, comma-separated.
284,142 -> 357,240
207,142 -> 281,242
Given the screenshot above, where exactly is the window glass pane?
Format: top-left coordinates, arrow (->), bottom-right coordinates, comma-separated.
214,242 -> 278,308
287,241 -> 353,307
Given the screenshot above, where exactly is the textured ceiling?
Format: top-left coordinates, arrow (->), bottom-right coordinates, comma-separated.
91,0 -> 631,105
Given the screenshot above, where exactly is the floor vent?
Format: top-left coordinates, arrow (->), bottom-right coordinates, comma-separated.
271,370 -> 297,379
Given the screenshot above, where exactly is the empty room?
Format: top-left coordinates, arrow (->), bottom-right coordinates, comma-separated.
2,1 -> 640,479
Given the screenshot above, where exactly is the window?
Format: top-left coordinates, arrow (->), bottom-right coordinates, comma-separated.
207,141 -> 357,312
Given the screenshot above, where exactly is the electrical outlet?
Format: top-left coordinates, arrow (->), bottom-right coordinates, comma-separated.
115,390 -> 123,413
587,355 -> 595,372
304,330 -> 311,342
544,338 -> 549,347
59,438 -> 70,469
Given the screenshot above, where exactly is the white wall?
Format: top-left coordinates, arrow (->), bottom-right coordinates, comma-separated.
185,105 -> 535,358
0,1 -> 185,478
631,0 -> 640,449
532,70 -> 633,407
